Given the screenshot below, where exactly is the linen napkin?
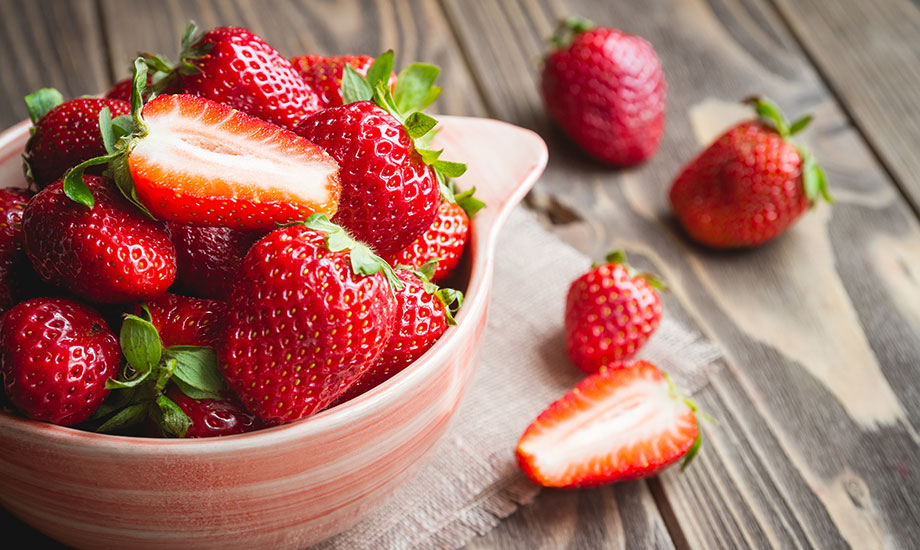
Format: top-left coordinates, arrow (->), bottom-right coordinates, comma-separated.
315,206 -> 722,550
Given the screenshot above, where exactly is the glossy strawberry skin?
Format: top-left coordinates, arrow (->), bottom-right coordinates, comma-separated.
220,225 -> 396,423
180,26 -> 322,130
669,121 -> 809,248
136,293 -> 226,348
516,360 -> 698,488
295,101 -> 440,258
0,188 -> 37,316
22,175 -> 176,304
0,298 -> 121,425
541,26 -> 665,165
291,55 -> 397,109
390,201 -> 469,283
25,98 -> 131,188
565,262 -> 661,373
128,94 -> 341,230
336,270 -> 448,403
168,223 -> 262,300
165,386 -> 261,438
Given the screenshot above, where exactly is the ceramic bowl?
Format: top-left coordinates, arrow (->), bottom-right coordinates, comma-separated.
0,115 -> 547,549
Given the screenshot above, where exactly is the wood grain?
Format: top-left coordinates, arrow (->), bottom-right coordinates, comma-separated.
443,0 -> 920,548
770,0 -> 920,215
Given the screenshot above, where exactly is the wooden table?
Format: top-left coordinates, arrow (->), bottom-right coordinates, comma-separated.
1,0 -> 919,548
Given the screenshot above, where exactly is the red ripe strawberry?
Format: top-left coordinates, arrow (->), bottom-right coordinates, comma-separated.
390,185 -> 483,283
22,175 -> 176,303
157,24 -> 321,130
336,266 -> 462,403
0,298 -> 121,425
22,89 -> 130,188
164,385 -> 261,438
291,54 -> 397,109
540,16 -> 665,165
669,97 -> 831,248
105,73 -> 160,102
168,223 -> 262,300
565,250 -> 664,373
516,360 -> 701,488
220,214 -> 399,423
0,188 -> 37,316
0,187 -> 31,250
136,293 -> 226,348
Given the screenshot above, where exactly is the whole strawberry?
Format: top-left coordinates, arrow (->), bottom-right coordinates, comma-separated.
22,175 -> 176,303
335,265 -> 462,403
565,250 -> 664,373
0,298 -> 121,425
22,89 -> 130,188
221,214 -> 398,423
135,293 -> 226,348
150,24 -> 321,130
390,184 -> 483,283
0,188 -> 38,316
516,360 -> 701,488
669,97 -> 831,248
168,223 -> 262,300
291,54 -> 397,109
540,16 -> 665,165
295,51 -> 465,258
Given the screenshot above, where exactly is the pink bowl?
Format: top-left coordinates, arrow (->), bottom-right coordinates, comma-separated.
0,115 -> 547,549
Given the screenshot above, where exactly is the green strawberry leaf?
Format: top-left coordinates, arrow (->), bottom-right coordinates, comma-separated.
96,402 -> 149,433
350,242 -> 405,292
788,114 -> 813,136
549,15 -> 595,49
393,63 -> 440,115
436,287 -> 464,326
62,151 -> 118,209
24,88 -> 64,124
405,112 -> 438,140
680,421 -> 703,472
432,159 -> 466,178
605,249 -> 628,266
800,149 -> 833,206
156,394 -> 192,438
120,313 -> 163,374
173,377 -> 224,401
342,63 -> 374,104
745,96 -> 789,136
165,345 -> 225,394
366,50 -> 395,91
416,148 -> 443,164
105,368 -> 152,390
454,186 -> 486,218
130,57 -> 149,131
98,107 -> 116,155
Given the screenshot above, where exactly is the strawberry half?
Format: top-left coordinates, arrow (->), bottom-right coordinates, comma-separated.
516,360 -> 701,489
63,59 -> 341,230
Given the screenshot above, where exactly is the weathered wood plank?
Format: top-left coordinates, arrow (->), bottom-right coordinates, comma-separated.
443,0 -> 920,548
770,0 -> 920,214
0,0 -> 110,127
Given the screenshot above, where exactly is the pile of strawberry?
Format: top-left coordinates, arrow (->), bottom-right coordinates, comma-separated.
0,23 -> 480,438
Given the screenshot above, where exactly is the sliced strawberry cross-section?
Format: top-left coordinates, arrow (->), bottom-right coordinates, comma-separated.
516,360 -> 700,489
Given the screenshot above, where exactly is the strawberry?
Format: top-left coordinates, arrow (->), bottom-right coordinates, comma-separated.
335,264 -> 462,403
295,50 -> 466,258
167,223 -> 262,300
389,184 -> 483,283
220,214 -> 399,423
21,175 -> 176,303
145,23 -> 321,130
0,298 -> 121,426
135,293 -> 226,348
565,250 -> 664,374
21,88 -> 130,188
291,54 -> 397,109
0,188 -> 38,316
63,60 -> 341,230
669,97 -> 831,248
540,16 -> 665,165
516,360 -> 701,488
164,385 -> 261,438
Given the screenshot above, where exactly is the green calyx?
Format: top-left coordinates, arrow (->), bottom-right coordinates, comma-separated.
395,259 -> 464,325
661,371 -> 716,472
339,50 -> 467,200
92,306 -> 227,437
744,96 -> 832,207
24,88 -> 64,125
444,180 -> 485,217
140,21 -> 212,96
300,213 -> 405,294
600,249 -> 668,292
549,15 -> 595,49
62,58 -> 153,216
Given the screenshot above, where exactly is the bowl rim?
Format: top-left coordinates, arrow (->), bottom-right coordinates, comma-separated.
0,115 -> 548,452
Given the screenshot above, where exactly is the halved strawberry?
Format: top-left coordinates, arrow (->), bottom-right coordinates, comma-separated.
63,60 -> 341,230
515,360 -> 700,488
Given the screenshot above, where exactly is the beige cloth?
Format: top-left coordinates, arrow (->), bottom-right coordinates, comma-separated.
315,207 -> 722,549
